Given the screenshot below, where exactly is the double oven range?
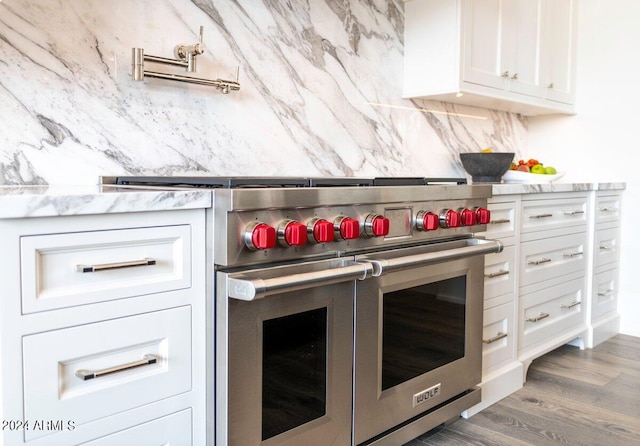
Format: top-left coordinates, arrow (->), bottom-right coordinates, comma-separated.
108,176 -> 503,446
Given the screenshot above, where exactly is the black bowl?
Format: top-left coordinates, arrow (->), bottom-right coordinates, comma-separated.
460,152 -> 514,183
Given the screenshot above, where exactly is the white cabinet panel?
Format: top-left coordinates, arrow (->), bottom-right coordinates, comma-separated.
20,225 -> 192,313
482,301 -> 516,371
520,231 -> 587,287
484,245 -> 517,308
79,409 -> 192,446
22,306 -> 192,441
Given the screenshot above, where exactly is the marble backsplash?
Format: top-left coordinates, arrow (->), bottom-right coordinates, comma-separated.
0,0 -> 527,185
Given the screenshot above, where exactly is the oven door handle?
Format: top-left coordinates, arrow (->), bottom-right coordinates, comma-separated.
367,238 -> 503,276
225,261 -> 374,301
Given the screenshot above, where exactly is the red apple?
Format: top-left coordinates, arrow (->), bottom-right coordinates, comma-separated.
516,165 -> 530,172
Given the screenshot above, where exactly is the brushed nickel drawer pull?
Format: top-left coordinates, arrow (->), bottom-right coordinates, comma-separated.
75,258 -> 156,273
564,210 -> 585,216
526,312 -> 550,323
599,207 -> 617,212
485,269 -> 509,278
483,331 -> 507,344
599,244 -> 613,251
76,354 -> 159,380
528,258 -> 551,265
529,213 -> 553,219
490,218 -> 511,224
561,300 -> 581,309
598,288 -> 614,297
563,251 -> 584,258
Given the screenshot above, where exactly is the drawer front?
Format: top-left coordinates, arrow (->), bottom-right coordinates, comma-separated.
521,196 -> 588,234
520,232 -> 587,287
480,200 -> 517,239
80,409 -> 192,446
484,244 -> 517,308
594,226 -> 620,268
595,193 -> 621,224
22,306 -> 192,441
482,301 -> 516,372
593,268 -> 619,319
520,278 -> 585,349
21,225 -> 192,313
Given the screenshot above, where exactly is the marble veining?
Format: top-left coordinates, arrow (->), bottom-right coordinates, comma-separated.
0,0 -> 529,185
0,186 -> 212,219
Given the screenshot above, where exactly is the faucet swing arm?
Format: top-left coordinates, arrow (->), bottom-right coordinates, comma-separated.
131,26 -> 240,94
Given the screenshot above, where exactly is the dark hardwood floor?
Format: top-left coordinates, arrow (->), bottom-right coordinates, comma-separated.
406,334 -> 640,446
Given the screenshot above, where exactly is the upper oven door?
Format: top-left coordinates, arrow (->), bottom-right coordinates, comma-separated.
216,258 -> 373,446
353,238 -> 501,444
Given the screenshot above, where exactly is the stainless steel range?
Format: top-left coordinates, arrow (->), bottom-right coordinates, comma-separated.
108,176 -> 503,446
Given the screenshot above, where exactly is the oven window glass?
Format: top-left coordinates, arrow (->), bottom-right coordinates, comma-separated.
262,307 -> 328,440
382,276 -> 466,390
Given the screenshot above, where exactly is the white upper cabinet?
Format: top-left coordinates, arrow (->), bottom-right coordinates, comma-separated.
403,0 -> 577,115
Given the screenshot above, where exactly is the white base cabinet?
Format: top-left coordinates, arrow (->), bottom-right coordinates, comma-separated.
465,187 -> 623,416
0,210 -> 206,446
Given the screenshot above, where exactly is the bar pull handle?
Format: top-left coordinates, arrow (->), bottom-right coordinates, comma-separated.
489,218 -> 511,224
483,331 -> 508,344
528,258 -> 551,265
485,269 -> 509,278
526,312 -> 550,323
599,244 -> 613,251
76,354 -> 159,380
564,210 -> 585,216
598,288 -> 614,297
75,258 -> 156,273
599,207 -> 617,212
563,251 -> 584,258
561,300 -> 581,309
225,261 -> 374,301
529,213 -> 553,219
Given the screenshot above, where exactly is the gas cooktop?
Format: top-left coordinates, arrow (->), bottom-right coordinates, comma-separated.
108,176 -> 467,189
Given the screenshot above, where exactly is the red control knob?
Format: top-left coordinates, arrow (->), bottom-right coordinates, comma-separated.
279,220 -> 307,246
308,218 -> 335,243
334,216 -> 360,240
244,222 -> 276,250
459,208 -> 477,226
440,209 -> 461,228
416,211 -> 439,231
474,207 -> 491,225
365,214 -> 390,237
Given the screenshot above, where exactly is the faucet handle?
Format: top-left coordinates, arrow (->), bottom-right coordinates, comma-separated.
175,26 -> 206,60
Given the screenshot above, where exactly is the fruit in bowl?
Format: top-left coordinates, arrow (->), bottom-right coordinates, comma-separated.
510,158 -> 557,175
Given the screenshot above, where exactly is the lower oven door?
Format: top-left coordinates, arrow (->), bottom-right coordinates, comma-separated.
353,238 -> 502,444
216,257 -> 373,446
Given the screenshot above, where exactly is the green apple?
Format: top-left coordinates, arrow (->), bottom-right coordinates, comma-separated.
531,164 -> 546,174
544,166 -> 557,175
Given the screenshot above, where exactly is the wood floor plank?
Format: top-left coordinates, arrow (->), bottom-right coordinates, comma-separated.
405,335 -> 640,446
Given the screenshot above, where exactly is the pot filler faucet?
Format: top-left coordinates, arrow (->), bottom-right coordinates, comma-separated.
131,26 -> 240,94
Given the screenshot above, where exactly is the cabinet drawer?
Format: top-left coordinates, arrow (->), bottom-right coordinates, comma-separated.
520,231 -> 587,287
80,409 -> 192,446
20,225 -> 192,313
22,306 -> 191,441
481,200 -> 517,239
520,278 -> 585,350
595,193 -> 621,224
484,244 -> 516,308
594,225 -> 620,268
592,268 -> 619,320
521,196 -> 588,234
482,301 -> 515,372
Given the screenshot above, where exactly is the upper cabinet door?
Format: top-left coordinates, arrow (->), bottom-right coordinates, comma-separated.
506,0 -> 544,98
541,0 -> 578,104
462,0 -> 506,90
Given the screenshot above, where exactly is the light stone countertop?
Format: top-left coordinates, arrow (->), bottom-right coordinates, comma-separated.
490,181 -> 625,196
0,185 -> 212,219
